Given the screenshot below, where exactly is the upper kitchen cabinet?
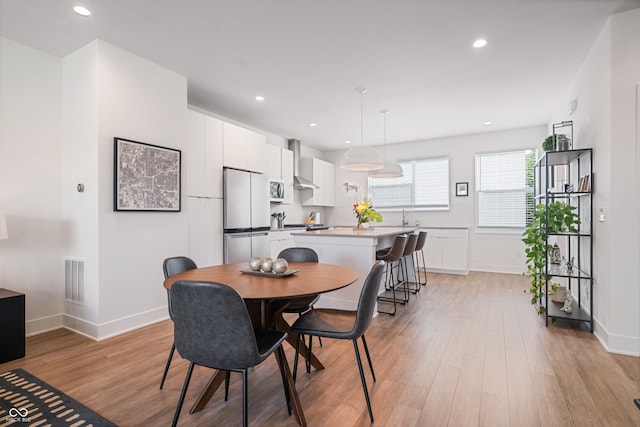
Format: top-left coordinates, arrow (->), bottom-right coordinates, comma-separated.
300,158 -> 335,206
187,109 -> 223,198
223,122 -> 267,173
267,145 -> 294,204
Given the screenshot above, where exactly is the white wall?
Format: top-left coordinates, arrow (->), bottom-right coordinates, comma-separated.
324,125 -> 546,274
549,8 -> 640,355
0,37 -> 66,334
75,40 -> 188,339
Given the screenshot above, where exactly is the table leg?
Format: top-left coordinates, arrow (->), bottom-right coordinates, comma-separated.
190,369 -> 227,413
275,344 -> 307,426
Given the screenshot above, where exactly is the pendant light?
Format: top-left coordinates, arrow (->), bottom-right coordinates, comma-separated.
340,87 -> 383,171
369,109 -> 403,178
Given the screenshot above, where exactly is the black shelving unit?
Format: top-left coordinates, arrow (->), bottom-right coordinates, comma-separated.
534,147 -> 593,332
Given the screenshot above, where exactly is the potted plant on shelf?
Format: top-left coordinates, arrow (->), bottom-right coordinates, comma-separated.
522,201 -> 580,315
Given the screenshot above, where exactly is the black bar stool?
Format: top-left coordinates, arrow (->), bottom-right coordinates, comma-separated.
413,231 -> 428,287
400,233 -> 420,294
376,234 -> 408,316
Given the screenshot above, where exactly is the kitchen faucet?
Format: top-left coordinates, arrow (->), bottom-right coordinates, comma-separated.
402,209 -> 408,226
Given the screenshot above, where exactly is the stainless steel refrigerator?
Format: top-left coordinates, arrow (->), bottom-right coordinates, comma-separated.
223,168 -> 271,263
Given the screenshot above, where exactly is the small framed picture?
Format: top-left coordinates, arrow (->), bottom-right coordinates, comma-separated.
456,182 -> 468,197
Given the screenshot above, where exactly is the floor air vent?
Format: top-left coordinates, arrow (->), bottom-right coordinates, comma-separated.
65,257 -> 86,305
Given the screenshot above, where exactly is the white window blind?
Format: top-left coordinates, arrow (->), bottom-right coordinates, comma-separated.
369,157 -> 449,209
475,150 -> 535,228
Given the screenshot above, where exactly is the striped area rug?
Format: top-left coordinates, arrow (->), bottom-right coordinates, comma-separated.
0,369 -> 117,427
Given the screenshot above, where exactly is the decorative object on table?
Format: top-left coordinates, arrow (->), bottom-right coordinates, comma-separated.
550,242 -> 562,265
560,291 -> 573,313
343,182 -> 361,193
113,137 -> 181,212
455,182 -> 468,197
249,257 -> 262,271
341,87 -> 383,171
272,258 -> 289,274
353,197 -> 382,229
260,257 -> 273,272
522,201 -> 580,315
239,268 -> 299,277
0,369 -> 117,427
368,109 -> 403,178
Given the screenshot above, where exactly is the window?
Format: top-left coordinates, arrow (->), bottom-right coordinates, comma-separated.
368,157 -> 449,210
475,149 -> 536,228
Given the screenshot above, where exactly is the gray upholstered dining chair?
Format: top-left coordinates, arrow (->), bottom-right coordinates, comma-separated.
170,280 -> 291,427
278,246 -> 322,336
291,260 -> 385,423
161,256 -> 198,389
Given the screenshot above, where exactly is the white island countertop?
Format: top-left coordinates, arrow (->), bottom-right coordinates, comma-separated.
290,226 -> 417,238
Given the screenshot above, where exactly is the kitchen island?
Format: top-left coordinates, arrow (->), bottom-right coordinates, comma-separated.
291,227 -> 416,309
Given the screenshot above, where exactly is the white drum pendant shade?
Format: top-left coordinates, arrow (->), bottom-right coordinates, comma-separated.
369,158 -> 403,178
342,146 -> 383,171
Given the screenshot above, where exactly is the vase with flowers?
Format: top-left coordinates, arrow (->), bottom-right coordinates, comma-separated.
353,197 -> 382,229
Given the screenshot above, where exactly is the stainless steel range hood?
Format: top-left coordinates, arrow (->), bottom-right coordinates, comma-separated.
288,139 -> 319,189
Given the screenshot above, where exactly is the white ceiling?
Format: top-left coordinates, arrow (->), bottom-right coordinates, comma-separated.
2,0 -> 639,151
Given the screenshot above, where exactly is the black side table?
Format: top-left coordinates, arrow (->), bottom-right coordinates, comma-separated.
0,288 -> 25,363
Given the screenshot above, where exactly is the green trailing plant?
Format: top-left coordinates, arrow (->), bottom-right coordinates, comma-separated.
522,201 -> 580,315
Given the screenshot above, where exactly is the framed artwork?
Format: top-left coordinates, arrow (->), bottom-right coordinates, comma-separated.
456,182 -> 468,197
113,137 -> 181,211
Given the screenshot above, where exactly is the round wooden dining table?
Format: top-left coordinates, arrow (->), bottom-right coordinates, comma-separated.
163,261 -> 359,427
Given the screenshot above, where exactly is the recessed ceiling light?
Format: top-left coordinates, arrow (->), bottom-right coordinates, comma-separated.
255,95 -> 265,101
309,123 -> 317,127
484,121 -> 493,125
473,39 -> 487,48
73,6 -> 92,17
345,140 -> 351,144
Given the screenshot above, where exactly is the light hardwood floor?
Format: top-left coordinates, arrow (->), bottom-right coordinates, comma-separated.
1,272 -> 638,426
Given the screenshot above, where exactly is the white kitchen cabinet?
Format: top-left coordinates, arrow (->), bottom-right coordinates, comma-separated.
266,146 -> 294,204
424,228 -> 469,275
187,197 -> 224,267
187,110 -> 223,198
267,145 -> 281,178
222,122 -> 267,173
300,158 -> 336,207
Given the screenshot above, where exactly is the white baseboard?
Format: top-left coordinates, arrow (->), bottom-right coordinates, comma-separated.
59,307 -> 169,341
469,263 -> 524,275
26,314 -> 64,337
593,316 -> 640,357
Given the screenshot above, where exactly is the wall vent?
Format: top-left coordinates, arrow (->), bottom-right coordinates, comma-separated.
65,257 -> 86,306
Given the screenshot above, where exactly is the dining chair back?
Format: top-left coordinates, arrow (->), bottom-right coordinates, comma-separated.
278,247 -> 319,263
170,280 -> 290,427
159,256 -> 198,389
291,260 -> 386,422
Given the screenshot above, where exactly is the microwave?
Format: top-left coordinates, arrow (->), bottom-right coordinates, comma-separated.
269,178 -> 285,202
